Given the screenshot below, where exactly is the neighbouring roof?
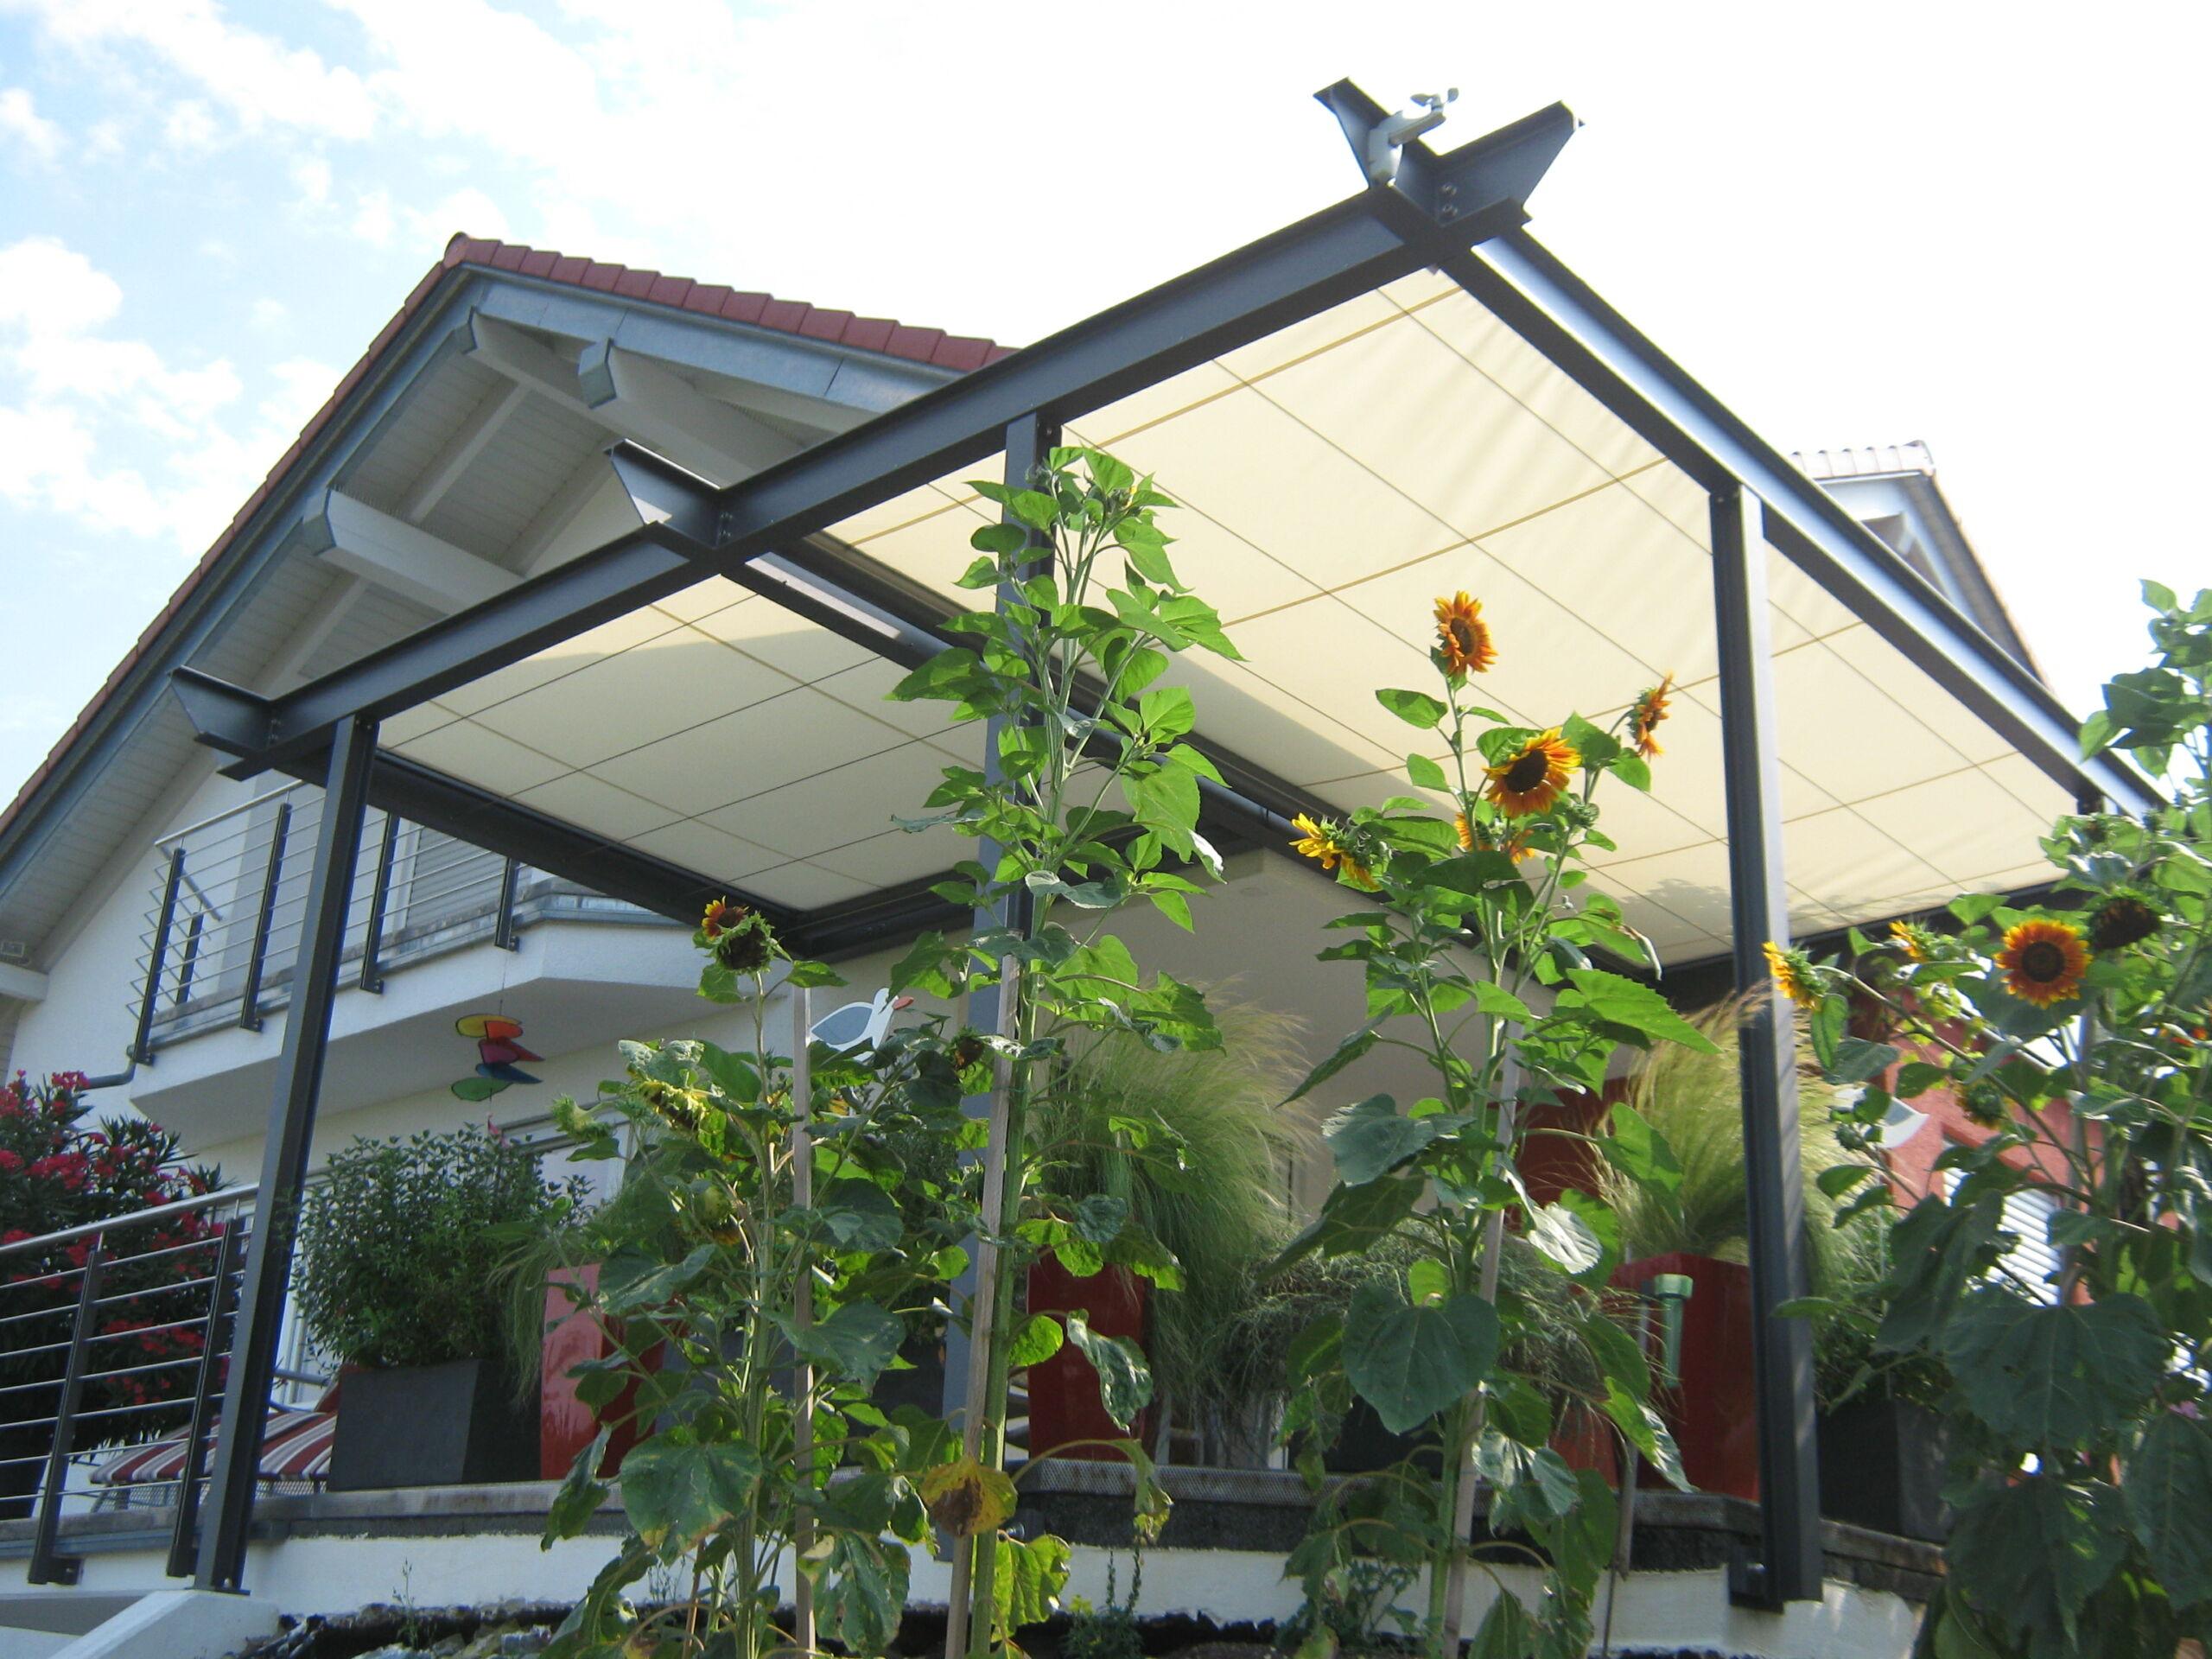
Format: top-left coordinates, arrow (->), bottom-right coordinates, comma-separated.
1792,441 -> 1939,481
0,236 -> 1014,854
1789,440 -> 2038,673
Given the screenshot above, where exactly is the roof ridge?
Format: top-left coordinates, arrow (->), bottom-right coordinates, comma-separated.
438,232 -> 1014,372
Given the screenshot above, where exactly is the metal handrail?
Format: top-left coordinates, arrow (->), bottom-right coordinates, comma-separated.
0,1185 -> 257,1262
154,781 -> 308,850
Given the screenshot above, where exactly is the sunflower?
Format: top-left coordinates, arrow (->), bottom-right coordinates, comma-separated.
1483,729 -> 1579,817
700,897 -> 741,939
1630,674 -> 1675,760
1453,810 -> 1475,851
1763,941 -> 1821,1010
1889,919 -> 1938,963
1290,813 -> 1376,888
1996,919 -> 2090,1007
709,906 -> 779,976
1433,592 -> 1497,679
2087,894 -> 2159,952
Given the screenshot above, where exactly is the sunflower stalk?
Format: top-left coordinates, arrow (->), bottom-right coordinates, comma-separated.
1758,579 -> 2212,1658
1279,592 -> 1699,1659
881,449 -> 1241,1659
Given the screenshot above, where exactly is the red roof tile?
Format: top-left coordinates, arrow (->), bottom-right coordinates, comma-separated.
0,233 -> 1013,851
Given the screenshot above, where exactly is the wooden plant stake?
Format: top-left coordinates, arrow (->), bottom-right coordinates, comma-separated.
944,957 -> 1023,1659
791,986 -> 816,1656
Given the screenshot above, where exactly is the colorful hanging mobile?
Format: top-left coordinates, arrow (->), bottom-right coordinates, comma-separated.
449,1014 -> 543,1102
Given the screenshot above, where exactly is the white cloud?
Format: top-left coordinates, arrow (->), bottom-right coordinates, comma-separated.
289,153 -> 331,206
81,118 -> 124,162
405,186 -> 509,248
0,238 -> 124,336
0,87 -> 60,162
349,188 -> 394,246
0,235 -> 323,555
162,99 -> 219,152
248,296 -> 289,333
9,0 -> 378,141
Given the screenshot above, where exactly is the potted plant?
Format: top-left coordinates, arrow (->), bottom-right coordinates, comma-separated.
1589,994 -> 1856,1501
1800,1219 -> 1953,1540
1021,1001 -> 1317,1462
295,1122 -> 585,1489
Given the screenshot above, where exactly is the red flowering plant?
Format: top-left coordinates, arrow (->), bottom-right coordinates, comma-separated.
0,1071 -> 224,1510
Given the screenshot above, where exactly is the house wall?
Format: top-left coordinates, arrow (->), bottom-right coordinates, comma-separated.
7,760 -> 275,1100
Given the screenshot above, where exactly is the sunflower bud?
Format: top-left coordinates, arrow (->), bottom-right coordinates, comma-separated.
1960,1081 -> 2007,1130
707,907 -> 778,976
2087,895 -> 2159,952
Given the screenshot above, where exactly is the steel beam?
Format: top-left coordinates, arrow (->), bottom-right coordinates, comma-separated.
199,714 -> 380,1592
1710,487 -> 1822,1606
186,529 -> 703,779
168,109 -> 1574,787
1458,231 -> 2156,817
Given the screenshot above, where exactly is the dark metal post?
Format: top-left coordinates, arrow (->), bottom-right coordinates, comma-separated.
358,812 -> 401,993
175,912 -> 206,1008
492,856 -> 522,951
940,411 -> 1060,1422
132,849 -> 186,1064
28,1239 -> 105,1586
1709,486 -> 1822,1605
167,1219 -> 245,1579
237,802 -> 292,1032
199,716 -> 378,1593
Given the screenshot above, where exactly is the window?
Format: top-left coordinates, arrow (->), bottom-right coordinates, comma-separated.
1944,1167 -> 2062,1304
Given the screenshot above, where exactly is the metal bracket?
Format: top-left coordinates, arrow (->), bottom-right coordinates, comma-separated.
1315,79 -> 1577,241
1729,1548 -> 1779,1610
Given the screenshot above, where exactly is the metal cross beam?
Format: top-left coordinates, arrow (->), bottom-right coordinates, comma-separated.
1452,231 -> 2157,817
165,105 -> 1576,785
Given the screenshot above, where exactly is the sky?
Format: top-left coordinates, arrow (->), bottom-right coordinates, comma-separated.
1,1 -> 2207,808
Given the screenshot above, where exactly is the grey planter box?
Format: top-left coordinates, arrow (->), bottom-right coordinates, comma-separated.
329,1358 -> 538,1491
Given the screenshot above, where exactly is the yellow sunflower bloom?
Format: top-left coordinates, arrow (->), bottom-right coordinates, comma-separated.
1483,729 -> 1579,817
1889,919 -> 1937,963
1630,674 -> 1675,760
1453,810 -> 1474,851
1763,941 -> 1821,1009
1290,813 -> 1377,889
1996,919 -> 2090,1007
1433,592 -> 1497,679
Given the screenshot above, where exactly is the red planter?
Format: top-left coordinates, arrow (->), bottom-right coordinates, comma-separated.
1617,1252 -> 1758,1501
1024,1259 -> 1150,1462
538,1264 -> 652,1480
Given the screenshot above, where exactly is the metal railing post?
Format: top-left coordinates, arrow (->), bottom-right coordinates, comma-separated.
357,812 -> 401,993
27,1239 -> 105,1586
237,803 -> 292,1032
174,911 -> 206,1008
166,1219 -> 245,1580
491,855 -> 522,951
200,715 -> 378,1593
131,849 -> 187,1065
1710,486 -> 1822,1606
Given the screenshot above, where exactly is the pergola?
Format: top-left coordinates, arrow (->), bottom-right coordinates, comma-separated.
169,86 -> 2154,1605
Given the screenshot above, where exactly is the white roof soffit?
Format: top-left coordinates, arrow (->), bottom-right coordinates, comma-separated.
375,270 -> 2078,967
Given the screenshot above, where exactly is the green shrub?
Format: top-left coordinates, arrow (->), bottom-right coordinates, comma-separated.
1027,1001 -> 1319,1428
294,1122 -> 585,1370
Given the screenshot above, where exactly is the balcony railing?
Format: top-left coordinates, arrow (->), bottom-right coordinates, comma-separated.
0,1182 -> 259,1583
127,782 -> 651,1057
0,1101 -> 613,1585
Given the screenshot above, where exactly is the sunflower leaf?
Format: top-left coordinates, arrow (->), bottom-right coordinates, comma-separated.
1376,688 -> 1446,729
